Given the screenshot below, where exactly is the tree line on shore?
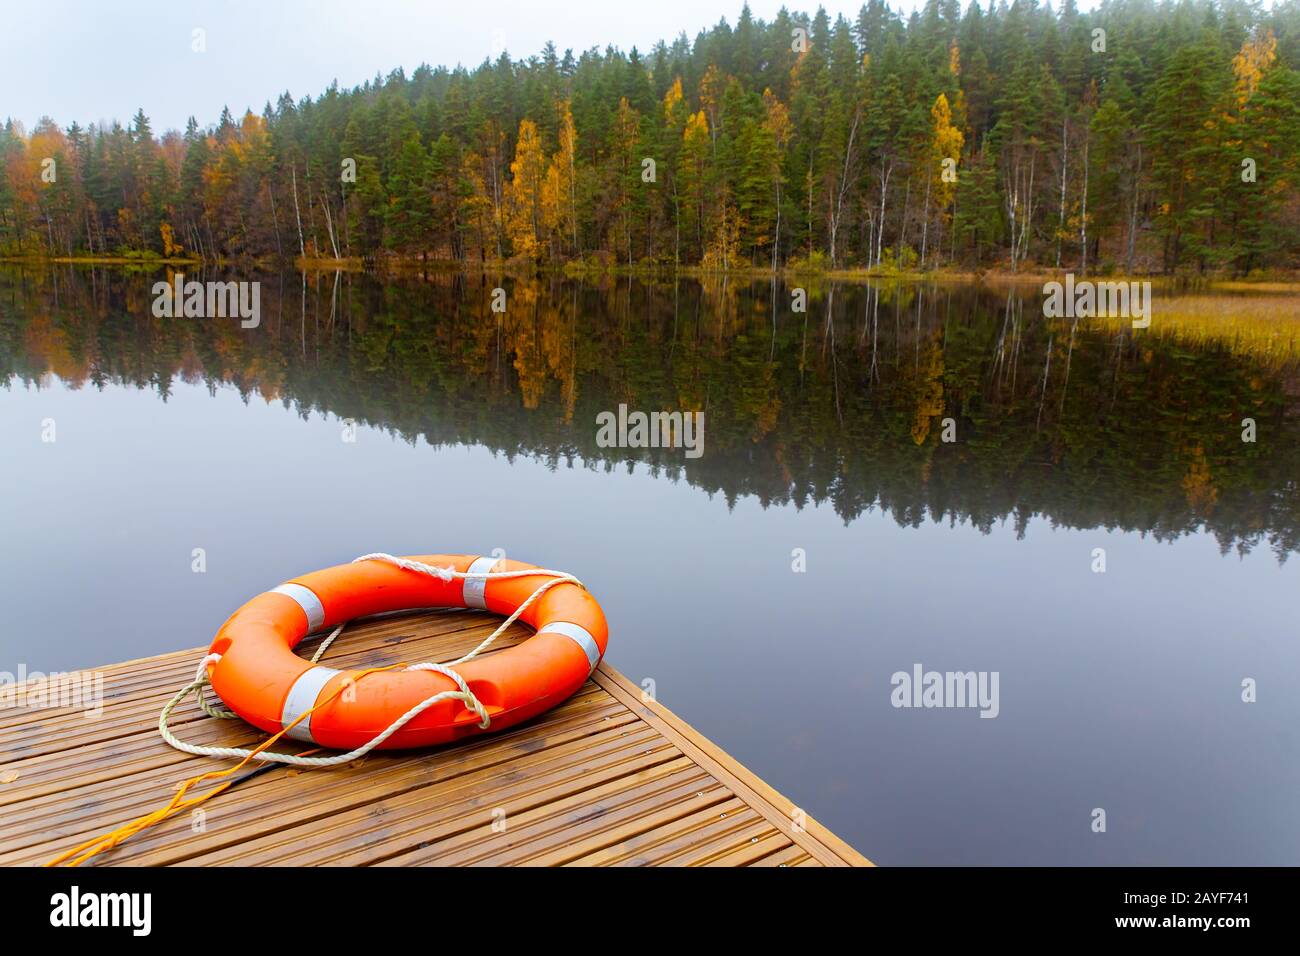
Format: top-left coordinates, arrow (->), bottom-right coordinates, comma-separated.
2,0 -> 1299,275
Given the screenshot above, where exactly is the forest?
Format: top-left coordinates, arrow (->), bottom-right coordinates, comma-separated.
2,0 -> 1299,275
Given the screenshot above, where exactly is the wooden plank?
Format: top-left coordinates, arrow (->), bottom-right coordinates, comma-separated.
0,609 -> 871,867
746,843 -> 811,867
508,779 -> 734,867
590,664 -> 871,866
0,691 -> 624,865
359,759 -> 711,866
188,727 -> 676,866
706,831 -> 796,867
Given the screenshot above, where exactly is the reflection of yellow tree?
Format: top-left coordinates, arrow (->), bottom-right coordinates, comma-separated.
178,345 -> 204,385
454,279 -> 499,382
538,284 -> 578,422
243,352 -> 286,403
698,272 -> 743,340
24,313 -> 87,385
505,279 -> 548,409
211,323 -> 249,372
909,330 -> 946,445
504,280 -> 578,416
1182,444 -> 1219,513
742,361 -> 781,443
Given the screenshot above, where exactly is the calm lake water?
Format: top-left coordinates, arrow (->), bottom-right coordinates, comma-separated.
2,265 -> 1298,865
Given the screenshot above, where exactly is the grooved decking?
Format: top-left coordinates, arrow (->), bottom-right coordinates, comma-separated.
0,610 -> 869,867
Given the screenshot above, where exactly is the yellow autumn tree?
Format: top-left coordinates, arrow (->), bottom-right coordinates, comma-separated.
541,101 -> 577,256
26,124 -> 67,252
505,119 -> 546,258
946,39 -> 969,133
1232,29 -> 1277,107
919,93 -> 964,266
930,93 -> 964,211
702,203 -> 740,271
160,221 -> 180,257
679,110 -> 711,259
699,66 -> 725,146
663,77 -> 686,129
763,88 -> 791,149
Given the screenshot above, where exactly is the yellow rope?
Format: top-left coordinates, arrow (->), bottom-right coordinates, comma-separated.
45,662 -> 401,867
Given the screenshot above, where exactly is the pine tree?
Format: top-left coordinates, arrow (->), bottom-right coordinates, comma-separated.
387,133 -> 434,257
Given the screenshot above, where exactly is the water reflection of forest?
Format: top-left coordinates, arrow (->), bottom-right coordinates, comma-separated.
4,266 -> 1298,561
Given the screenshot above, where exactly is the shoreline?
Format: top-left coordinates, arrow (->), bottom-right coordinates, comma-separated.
1,253 -> 1297,293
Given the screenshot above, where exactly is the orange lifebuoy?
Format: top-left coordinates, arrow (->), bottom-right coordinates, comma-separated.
205,554 -> 608,750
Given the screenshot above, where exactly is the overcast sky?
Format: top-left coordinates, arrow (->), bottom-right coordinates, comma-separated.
0,0 -> 1085,133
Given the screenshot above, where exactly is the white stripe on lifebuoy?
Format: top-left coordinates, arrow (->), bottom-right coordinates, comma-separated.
538,621 -> 601,674
270,583 -> 326,632
280,665 -> 342,743
461,556 -> 501,609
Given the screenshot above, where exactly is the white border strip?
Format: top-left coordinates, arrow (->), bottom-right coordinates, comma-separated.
538,622 -> 602,674
271,583 -> 326,633
461,556 -> 500,610
280,665 -> 342,743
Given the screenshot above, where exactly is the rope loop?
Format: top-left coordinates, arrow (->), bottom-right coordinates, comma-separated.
404,661 -> 490,728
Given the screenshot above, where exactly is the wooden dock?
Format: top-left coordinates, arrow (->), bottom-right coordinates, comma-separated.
0,609 -> 869,867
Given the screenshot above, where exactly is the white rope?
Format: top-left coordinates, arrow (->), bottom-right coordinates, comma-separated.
158,555 -> 584,768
